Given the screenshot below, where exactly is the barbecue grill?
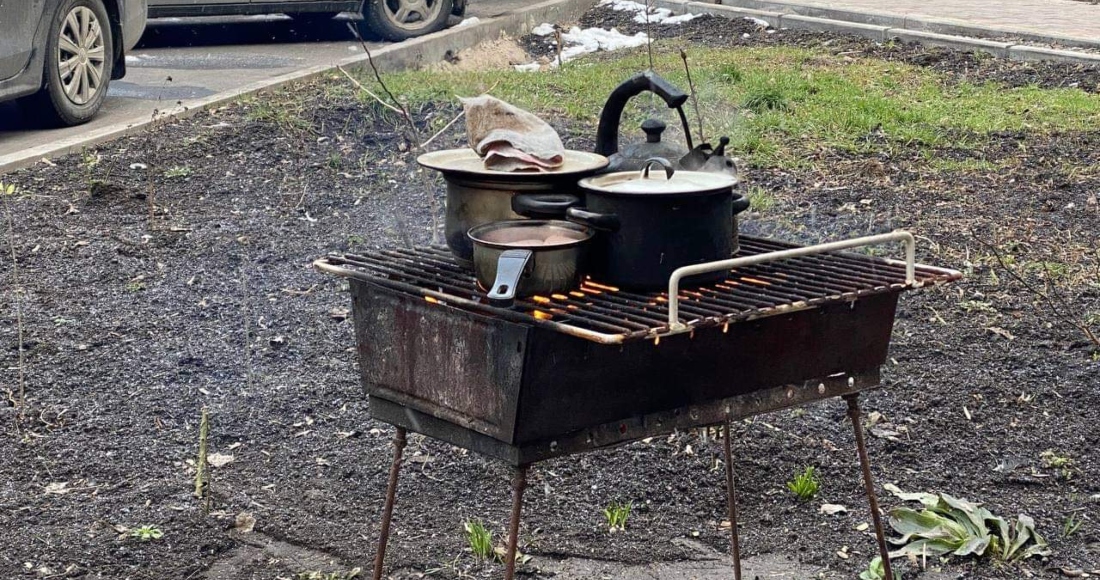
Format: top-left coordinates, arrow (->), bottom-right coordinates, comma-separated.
316,232 -> 961,580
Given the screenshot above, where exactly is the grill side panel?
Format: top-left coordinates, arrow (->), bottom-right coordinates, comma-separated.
514,294 -> 899,444
352,281 -> 527,443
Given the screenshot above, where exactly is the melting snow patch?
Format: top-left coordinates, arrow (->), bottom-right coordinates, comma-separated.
514,62 -> 542,72
516,22 -> 650,71
601,0 -> 700,24
558,26 -> 649,63
743,16 -> 771,28
457,17 -> 481,27
532,22 -> 556,36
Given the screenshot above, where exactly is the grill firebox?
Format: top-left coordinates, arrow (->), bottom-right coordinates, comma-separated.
317,233 -> 961,580
317,235 -> 959,464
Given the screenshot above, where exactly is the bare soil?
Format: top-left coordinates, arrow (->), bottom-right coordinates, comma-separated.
2,6 -> 1099,580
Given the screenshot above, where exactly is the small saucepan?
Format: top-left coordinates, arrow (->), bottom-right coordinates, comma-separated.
468,220 -> 595,306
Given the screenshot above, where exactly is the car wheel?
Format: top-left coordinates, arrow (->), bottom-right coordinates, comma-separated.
360,0 -> 453,41
30,0 -> 114,126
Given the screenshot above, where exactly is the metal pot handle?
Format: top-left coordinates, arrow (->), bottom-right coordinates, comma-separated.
666,231 -> 919,331
731,195 -> 751,215
565,207 -> 621,232
487,249 -> 532,307
511,193 -> 581,218
641,157 -> 675,180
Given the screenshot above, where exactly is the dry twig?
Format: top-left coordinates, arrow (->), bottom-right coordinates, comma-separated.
971,231 -> 1099,348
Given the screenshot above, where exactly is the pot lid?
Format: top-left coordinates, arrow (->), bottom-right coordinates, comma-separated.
418,149 -> 609,180
579,158 -> 737,196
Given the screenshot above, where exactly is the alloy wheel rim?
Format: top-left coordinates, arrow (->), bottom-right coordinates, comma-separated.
57,6 -> 106,106
383,0 -> 442,30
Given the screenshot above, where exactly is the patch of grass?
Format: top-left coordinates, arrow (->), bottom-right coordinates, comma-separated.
163,165 -> 192,178
1063,513 -> 1083,538
243,90 -> 315,133
129,525 -> 163,541
745,185 -> 776,212
366,44 -> 1100,169
296,570 -> 361,580
859,556 -> 900,580
603,501 -> 632,533
464,520 -> 493,561
743,87 -> 790,113
1041,450 -> 1072,469
786,466 -> 819,501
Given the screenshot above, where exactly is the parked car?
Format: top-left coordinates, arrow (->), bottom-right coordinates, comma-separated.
0,0 -> 147,126
146,0 -> 465,41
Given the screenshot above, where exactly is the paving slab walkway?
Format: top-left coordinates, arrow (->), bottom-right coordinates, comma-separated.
728,0 -> 1100,42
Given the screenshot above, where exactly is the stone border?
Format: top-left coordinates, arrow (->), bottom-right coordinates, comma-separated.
698,0 -> 1099,50
0,0 -> 597,174
655,0 -> 1100,66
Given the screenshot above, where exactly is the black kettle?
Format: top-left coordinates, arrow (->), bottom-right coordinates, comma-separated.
595,71 -> 739,178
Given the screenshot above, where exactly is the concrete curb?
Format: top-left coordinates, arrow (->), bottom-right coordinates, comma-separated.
0,0 -> 597,174
703,0 -> 1100,51
652,0 -> 1100,67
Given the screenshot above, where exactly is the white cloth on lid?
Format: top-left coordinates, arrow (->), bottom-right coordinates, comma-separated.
460,95 -> 565,172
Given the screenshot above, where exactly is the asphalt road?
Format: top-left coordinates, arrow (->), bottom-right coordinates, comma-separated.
0,2 -> 526,166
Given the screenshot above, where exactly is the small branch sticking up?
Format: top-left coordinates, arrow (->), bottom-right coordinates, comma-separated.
194,407 -> 209,501
2,183 -> 26,423
644,0 -> 655,71
971,231 -> 1099,349
344,23 -> 448,246
680,49 -> 705,144
554,26 -> 565,69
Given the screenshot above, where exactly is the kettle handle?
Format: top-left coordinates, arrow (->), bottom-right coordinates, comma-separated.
595,71 -> 691,157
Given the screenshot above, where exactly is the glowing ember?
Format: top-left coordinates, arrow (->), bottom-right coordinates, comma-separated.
531,295 -> 552,304
532,310 -> 553,320
740,277 -> 772,286
584,281 -> 620,292
425,296 -> 440,304
551,294 -> 569,300
569,291 -> 586,298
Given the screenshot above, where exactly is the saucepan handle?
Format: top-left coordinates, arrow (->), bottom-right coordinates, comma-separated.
511,193 -> 580,218
566,207 -> 621,232
488,249 -> 532,307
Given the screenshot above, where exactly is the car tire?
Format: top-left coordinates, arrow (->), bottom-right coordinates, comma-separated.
359,0 -> 454,41
29,0 -> 114,127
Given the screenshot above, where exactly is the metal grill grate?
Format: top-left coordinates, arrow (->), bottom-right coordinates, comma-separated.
317,236 -> 961,344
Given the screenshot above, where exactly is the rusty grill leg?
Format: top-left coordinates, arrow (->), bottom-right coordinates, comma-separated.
722,421 -> 743,580
373,427 -> 407,580
504,465 -> 528,580
844,394 -> 894,580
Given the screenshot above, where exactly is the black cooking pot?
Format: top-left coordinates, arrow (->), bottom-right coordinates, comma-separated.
519,158 -> 748,290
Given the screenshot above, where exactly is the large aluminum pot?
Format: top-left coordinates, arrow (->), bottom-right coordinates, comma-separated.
418,149 -> 607,268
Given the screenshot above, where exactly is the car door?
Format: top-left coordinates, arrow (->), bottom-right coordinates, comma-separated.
0,0 -> 49,80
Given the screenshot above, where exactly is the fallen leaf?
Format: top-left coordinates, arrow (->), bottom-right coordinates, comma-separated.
207,453 -> 234,468
45,482 -> 69,495
986,326 -> 1015,340
819,503 -> 848,515
315,457 -> 331,466
234,511 -> 256,533
855,522 -> 870,531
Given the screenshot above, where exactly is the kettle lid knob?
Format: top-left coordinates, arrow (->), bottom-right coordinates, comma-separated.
641,119 -> 666,143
